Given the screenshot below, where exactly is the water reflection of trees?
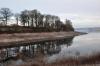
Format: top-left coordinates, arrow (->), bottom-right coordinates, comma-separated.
0,37 -> 74,62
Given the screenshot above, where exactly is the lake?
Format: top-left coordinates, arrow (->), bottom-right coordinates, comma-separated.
46,32 -> 100,63
1,31 -> 100,66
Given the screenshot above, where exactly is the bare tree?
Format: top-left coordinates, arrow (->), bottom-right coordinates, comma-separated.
15,13 -> 20,25
0,8 -> 13,25
65,19 -> 74,31
29,10 -> 35,27
52,16 -> 60,29
38,14 -> 44,27
20,10 -> 30,26
44,15 -> 51,28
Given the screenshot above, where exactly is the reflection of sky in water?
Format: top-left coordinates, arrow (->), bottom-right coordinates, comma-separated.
47,33 -> 100,63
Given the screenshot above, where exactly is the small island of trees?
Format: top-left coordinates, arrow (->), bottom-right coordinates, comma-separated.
0,8 -> 74,33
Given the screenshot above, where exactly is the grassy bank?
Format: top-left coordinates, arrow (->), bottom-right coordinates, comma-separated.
0,31 -> 84,49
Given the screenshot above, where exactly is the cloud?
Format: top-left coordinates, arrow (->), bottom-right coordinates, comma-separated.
0,0 -> 100,28
57,13 -> 100,28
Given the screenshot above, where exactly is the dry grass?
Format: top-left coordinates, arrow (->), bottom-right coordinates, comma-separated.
0,32 -> 81,48
12,53 -> 100,66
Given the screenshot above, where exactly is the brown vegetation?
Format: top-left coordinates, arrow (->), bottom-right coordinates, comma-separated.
12,53 -> 100,66
0,32 -> 81,49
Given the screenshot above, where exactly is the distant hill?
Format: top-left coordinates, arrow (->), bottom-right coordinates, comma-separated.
75,27 -> 100,33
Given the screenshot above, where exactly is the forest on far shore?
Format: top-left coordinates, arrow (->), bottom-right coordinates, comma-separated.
0,8 -> 74,33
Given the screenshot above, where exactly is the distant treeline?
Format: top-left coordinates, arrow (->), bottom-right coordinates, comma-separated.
0,8 -> 74,33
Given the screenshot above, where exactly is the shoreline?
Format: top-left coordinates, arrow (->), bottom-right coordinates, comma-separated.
0,31 -> 87,48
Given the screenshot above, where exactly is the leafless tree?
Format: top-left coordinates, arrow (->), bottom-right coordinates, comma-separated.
20,10 -> 30,26
0,8 -> 13,25
15,13 -> 20,25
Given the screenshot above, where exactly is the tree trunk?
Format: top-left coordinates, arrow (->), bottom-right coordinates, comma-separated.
28,21 -> 29,27
5,18 -> 7,25
31,18 -> 33,27
16,18 -> 18,25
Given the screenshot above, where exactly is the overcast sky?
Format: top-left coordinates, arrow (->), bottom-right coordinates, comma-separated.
0,0 -> 100,28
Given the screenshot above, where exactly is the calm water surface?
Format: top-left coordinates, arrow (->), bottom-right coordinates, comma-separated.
47,32 -> 100,63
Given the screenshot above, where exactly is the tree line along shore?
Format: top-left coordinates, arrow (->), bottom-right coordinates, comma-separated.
0,7 -> 80,47
0,8 -> 74,33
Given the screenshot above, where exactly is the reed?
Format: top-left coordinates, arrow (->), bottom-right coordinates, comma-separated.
16,53 -> 100,66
